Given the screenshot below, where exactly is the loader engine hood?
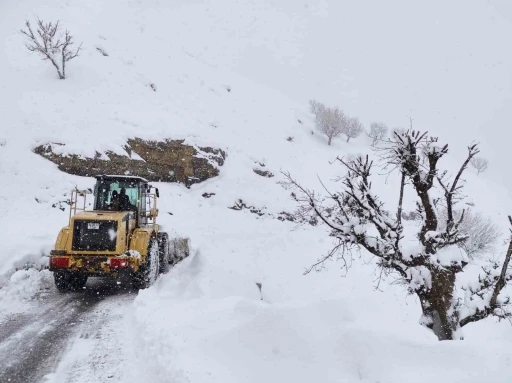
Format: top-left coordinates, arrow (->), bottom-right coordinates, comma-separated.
68,211 -> 134,253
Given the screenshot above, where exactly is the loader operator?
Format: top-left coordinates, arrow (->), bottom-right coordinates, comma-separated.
110,190 -> 120,210
119,187 -> 136,211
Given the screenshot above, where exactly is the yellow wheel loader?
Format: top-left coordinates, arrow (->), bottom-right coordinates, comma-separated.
49,175 -> 185,291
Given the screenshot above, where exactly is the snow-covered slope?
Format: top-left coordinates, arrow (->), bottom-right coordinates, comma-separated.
2,1 -> 512,382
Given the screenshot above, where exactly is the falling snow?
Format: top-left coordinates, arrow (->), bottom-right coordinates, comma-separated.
1,0 -> 512,382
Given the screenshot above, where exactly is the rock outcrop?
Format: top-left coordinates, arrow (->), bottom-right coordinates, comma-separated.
34,138 -> 226,187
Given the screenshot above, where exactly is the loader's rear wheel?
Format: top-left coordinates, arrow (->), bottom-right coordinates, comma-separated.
131,238 -> 160,290
158,232 -> 170,274
54,271 -> 88,292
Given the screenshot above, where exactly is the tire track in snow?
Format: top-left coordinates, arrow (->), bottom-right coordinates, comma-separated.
46,295 -> 135,383
0,313 -> 33,344
0,296 -> 92,383
0,279 -> 136,383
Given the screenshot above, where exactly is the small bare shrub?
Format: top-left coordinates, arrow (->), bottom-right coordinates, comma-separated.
470,156 -> 488,175
21,18 -> 82,79
343,117 -> 364,142
456,210 -> 500,259
368,122 -> 388,146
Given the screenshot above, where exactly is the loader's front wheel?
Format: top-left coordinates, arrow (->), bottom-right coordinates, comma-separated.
54,271 -> 88,292
131,238 -> 160,290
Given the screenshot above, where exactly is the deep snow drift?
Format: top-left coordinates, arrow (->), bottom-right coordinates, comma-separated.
2,0 -> 512,382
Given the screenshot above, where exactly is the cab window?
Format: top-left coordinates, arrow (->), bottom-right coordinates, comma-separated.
95,180 -> 139,211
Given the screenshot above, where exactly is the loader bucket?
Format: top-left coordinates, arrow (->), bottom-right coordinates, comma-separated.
170,237 -> 190,263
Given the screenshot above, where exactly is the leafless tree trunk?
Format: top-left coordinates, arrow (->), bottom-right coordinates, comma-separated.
21,18 -> 82,79
418,267 -> 458,340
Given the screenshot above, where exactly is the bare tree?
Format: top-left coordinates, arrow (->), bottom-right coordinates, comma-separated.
470,156 -> 488,175
309,100 -> 347,146
343,116 -> 364,143
282,130 -> 512,341
21,18 -> 82,79
368,122 -> 388,146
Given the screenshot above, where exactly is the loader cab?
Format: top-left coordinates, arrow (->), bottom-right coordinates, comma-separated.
93,175 -> 149,213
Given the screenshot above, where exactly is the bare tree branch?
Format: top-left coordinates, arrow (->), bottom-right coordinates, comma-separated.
437,144 -> 479,243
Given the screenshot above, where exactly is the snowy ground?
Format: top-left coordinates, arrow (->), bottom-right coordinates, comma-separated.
2,0 -> 512,382
0,273 -> 137,383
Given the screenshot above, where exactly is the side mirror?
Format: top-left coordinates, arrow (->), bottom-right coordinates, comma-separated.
156,188 -> 160,198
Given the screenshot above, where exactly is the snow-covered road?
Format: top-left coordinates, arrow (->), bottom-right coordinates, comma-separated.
0,278 -> 137,383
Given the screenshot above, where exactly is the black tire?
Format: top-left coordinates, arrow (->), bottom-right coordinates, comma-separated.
158,232 -> 170,274
131,238 -> 160,290
54,271 -> 88,292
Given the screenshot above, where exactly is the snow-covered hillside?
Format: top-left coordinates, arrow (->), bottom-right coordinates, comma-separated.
2,1 -> 512,382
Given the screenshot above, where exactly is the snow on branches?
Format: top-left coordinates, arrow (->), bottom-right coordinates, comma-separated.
21,18 -> 82,79
282,129 -> 512,341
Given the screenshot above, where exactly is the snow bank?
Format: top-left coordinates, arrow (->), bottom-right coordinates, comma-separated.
128,186 -> 512,382
130,251 -> 512,383
0,269 -> 53,314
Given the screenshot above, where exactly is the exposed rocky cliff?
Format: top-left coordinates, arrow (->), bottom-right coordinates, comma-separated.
34,138 -> 226,187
